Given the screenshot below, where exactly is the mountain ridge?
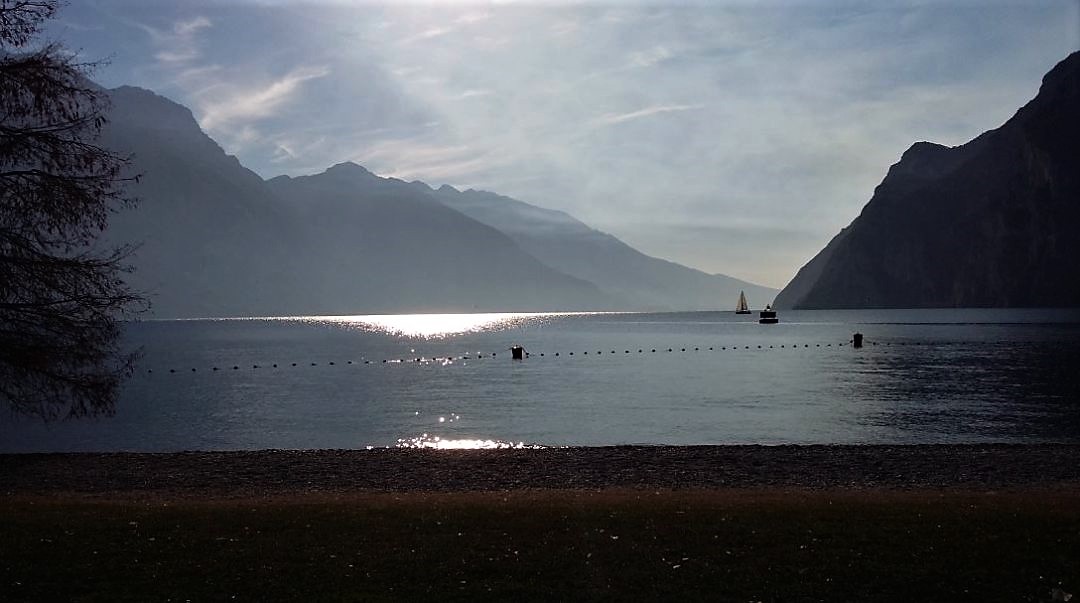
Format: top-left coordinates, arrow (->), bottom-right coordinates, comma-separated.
100,86 -> 772,316
775,51 -> 1080,309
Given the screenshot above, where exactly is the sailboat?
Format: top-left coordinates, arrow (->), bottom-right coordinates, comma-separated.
735,291 -> 752,314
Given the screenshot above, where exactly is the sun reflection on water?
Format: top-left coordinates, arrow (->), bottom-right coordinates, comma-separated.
396,434 -> 542,449
297,312 -> 601,338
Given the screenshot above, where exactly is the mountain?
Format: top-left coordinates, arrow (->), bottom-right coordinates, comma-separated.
101,86 -> 612,316
775,52 -> 1080,309
270,169 -> 777,311
98,85 -> 774,317
426,186 -> 776,310
101,86 -> 310,317
264,164 -> 612,312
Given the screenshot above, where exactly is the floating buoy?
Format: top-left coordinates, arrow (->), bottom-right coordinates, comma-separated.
511,345 -> 525,360
853,333 -> 863,348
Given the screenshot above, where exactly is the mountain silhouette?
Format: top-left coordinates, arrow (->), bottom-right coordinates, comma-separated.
776,52 -> 1080,309
102,87 -> 611,316
100,86 -> 771,317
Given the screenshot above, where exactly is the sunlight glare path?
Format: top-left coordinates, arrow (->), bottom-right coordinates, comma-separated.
298,312 -> 607,338
395,434 -> 541,449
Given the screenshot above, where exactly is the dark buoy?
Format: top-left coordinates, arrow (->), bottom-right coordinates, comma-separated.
510,345 -> 525,360
853,332 -> 864,348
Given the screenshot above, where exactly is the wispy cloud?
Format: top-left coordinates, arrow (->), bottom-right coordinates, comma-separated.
592,104 -> 705,126
401,26 -> 453,44
135,15 -> 213,65
627,45 -> 674,68
454,12 -> 491,25
199,65 -> 331,130
174,16 -> 211,37
84,1 -> 1077,286
450,89 -> 493,100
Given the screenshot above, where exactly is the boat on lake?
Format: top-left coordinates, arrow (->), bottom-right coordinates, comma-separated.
735,291 -> 752,314
759,304 -> 778,324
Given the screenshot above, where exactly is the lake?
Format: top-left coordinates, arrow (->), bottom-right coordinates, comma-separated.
3,308 -> 1079,452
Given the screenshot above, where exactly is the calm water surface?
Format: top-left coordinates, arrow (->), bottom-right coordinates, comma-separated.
3,309 -> 1079,452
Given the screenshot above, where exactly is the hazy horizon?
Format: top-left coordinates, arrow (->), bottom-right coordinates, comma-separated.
50,1 -> 1079,288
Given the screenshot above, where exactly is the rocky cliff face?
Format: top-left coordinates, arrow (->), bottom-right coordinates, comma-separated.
775,52 -> 1080,309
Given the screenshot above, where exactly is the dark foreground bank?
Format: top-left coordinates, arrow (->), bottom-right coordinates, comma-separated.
3,444 -> 1080,496
2,446 -> 1078,602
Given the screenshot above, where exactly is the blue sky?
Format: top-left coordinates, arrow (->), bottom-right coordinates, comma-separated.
51,1 -> 1079,288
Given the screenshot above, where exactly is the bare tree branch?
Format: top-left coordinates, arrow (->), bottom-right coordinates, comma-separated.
1,0 -> 145,421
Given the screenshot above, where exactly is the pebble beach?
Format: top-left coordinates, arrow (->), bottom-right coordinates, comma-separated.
4,444 -> 1079,498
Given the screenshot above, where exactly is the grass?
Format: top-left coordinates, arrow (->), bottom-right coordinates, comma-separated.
1,489 -> 1078,602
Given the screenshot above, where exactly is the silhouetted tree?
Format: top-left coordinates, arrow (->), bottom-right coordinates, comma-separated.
1,0 -> 143,420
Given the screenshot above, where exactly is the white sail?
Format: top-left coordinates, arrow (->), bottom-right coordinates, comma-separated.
736,291 -> 749,312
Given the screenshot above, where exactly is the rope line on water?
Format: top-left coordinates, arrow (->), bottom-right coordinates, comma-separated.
144,339 -> 966,374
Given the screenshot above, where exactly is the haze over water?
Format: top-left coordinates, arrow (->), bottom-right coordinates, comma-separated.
3,309 -> 1079,453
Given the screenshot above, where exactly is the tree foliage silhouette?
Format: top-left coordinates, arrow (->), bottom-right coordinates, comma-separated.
1,0 -> 143,420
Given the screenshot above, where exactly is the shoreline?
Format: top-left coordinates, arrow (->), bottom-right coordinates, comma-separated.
4,443 -> 1079,498
4,444 -> 1079,601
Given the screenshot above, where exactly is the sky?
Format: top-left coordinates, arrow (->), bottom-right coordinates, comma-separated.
48,0 -> 1080,289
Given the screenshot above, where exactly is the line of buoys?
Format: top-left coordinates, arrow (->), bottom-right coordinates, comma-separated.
144,337 -> 960,374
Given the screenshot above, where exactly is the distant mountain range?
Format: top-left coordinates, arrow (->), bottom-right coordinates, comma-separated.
775,51 -> 1080,310
99,86 -> 775,318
